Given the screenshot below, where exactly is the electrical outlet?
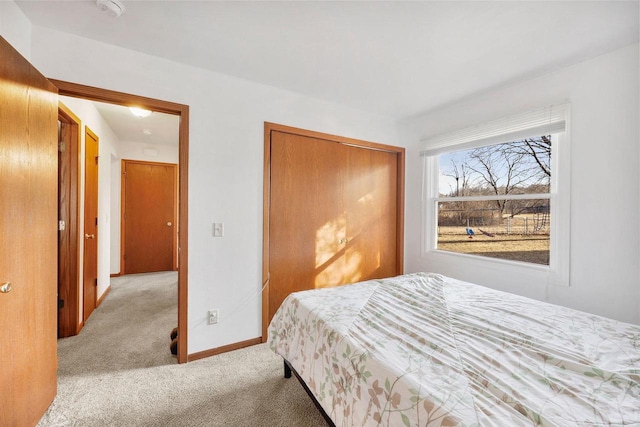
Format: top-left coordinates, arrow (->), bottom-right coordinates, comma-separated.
208,309 -> 219,325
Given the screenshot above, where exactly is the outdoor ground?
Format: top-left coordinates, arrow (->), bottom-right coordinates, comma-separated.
437,226 -> 550,265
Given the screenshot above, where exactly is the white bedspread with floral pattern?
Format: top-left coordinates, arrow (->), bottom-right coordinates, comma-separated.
268,273 -> 640,426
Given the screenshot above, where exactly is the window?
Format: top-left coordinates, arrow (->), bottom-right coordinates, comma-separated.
422,104 -> 570,285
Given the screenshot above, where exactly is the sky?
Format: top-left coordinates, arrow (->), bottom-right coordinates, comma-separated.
437,137 -> 552,196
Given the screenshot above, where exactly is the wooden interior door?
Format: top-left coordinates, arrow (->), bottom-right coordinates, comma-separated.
83,127 -> 99,321
264,124 -> 404,337
58,104 -> 81,338
0,36 -> 58,426
122,160 -> 177,274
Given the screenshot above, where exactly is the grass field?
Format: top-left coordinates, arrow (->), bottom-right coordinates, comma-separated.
437,225 -> 550,265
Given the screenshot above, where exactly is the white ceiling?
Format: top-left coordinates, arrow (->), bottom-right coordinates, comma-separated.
59,95 -> 179,146
93,101 -> 179,146
17,1 -> 639,120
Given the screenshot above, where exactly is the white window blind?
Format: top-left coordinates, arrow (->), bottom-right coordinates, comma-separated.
420,103 -> 568,157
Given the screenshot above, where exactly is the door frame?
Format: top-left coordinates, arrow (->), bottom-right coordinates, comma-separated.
121,159 -> 179,274
51,79 -> 190,363
261,122 -> 405,340
58,102 -> 82,337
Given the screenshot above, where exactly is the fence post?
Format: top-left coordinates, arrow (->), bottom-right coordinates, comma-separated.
525,217 -> 529,235
506,217 -> 511,234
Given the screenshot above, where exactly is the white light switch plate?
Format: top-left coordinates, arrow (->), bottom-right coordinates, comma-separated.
213,222 -> 224,237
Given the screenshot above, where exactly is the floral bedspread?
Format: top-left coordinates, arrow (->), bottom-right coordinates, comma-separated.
268,273 -> 640,426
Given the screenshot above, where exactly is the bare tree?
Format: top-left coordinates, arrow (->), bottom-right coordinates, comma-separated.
504,136 -> 551,178
438,136 -> 552,224
440,159 -> 473,224
441,158 -> 470,197
466,143 -> 543,215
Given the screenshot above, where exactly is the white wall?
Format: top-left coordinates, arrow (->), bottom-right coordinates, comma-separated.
30,26 -> 401,354
8,3 -> 635,358
59,96 -> 121,321
401,44 -> 640,324
117,140 -> 178,164
0,0 -> 31,59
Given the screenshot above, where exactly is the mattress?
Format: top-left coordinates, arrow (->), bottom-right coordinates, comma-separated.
268,272 -> 640,426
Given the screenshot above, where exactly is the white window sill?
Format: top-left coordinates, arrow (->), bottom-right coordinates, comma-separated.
422,248 -> 569,287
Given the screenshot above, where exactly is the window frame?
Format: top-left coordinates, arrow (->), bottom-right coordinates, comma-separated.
421,105 -> 571,286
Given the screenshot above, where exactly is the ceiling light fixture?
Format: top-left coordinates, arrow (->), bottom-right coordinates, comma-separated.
96,0 -> 126,17
129,107 -> 152,118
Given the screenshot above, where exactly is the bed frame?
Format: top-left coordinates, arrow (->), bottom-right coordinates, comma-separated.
283,359 -> 336,427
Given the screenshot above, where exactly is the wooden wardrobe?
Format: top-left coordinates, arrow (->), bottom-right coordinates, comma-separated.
262,123 -> 404,339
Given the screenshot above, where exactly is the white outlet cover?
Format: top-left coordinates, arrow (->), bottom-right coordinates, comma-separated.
208,309 -> 219,324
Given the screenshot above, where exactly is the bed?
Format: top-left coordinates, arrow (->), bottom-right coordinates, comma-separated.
268,272 -> 640,426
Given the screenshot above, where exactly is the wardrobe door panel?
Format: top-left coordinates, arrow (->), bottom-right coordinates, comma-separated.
265,124 -> 403,333
269,131 -> 347,319
344,145 -> 398,283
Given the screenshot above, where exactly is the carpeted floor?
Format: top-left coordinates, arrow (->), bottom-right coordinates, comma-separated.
38,271 -> 327,427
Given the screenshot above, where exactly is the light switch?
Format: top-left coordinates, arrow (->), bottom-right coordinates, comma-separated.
213,222 -> 224,237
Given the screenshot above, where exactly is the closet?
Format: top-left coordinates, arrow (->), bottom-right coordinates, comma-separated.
262,123 -> 404,338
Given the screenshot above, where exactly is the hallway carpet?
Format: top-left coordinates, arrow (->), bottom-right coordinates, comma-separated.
38,271 -> 327,427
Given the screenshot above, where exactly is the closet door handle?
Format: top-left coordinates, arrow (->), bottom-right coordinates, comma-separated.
1,282 -> 12,293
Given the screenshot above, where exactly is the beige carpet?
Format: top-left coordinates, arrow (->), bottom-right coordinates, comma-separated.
38,272 -> 327,427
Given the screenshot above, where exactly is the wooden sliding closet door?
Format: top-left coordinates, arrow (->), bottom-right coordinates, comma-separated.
264,124 -> 404,337
269,132 -> 347,318
343,144 -> 398,283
